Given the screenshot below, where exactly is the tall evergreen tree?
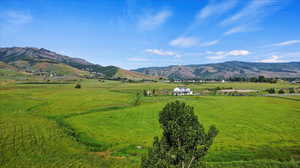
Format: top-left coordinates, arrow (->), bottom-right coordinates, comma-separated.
141,101 -> 218,168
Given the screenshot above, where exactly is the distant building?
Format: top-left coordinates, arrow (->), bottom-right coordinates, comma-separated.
291,81 -> 300,84
173,87 -> 193,96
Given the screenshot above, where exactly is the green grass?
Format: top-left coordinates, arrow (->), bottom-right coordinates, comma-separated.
0,80 -> 299,167
66,96 -> 300,163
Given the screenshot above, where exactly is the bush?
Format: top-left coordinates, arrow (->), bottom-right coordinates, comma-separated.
74,83 -> 81,89
288,88 -> 295,93
152,89 -> 157,96
266,88 -> 275,94
143,90 -> 148,96
278,89 -> 285,94
133,92 -> 142,106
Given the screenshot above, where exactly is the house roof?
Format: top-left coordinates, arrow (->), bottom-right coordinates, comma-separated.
174,87 -> 192,92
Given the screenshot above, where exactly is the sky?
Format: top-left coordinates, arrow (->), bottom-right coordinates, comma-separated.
0,0 -> 300,69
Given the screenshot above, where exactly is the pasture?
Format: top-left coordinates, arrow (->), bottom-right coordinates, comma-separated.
0,80 -> 299,168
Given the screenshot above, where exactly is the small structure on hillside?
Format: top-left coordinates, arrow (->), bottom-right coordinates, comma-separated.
173,87 -> 193,96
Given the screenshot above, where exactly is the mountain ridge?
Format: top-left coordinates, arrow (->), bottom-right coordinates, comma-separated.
133,61 -> 300,80
0,47 -> 157,80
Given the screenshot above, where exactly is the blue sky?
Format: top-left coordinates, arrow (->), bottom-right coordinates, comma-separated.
0,0 -> 299,69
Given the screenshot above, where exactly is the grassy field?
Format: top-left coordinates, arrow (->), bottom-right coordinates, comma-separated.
0,80 -> 299,168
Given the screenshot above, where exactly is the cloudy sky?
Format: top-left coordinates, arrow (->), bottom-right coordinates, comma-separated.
0,0 -> 300,69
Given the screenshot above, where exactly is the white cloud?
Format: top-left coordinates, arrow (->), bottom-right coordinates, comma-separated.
2,10 -> 32,25
169,37 -> 199,48
271,40 -> 300,47
256,52 -> 300,63
197,0 -> 237,20
228,50 -> 250,56
200,40 -> 220,47
221,0 -> 284,35
258,55 -> 287,63
0,10 -> 33,34
128,57 -> 149,62
170,37 -> 220,48
145,49 -> 181,58
206,50 -> 250,60
207,55 -> 226,60
221,0 -> 280,25
206,51 -> 225,55
208,50 -> 250,56
224,25 -> 248,35
224,24 -> 262,36
137,10 -> 172,31
182,0 -> 237,37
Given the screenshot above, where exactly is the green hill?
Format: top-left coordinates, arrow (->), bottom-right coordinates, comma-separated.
0,47 -> 155,80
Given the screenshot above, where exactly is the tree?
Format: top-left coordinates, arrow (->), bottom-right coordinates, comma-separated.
278,89 -> 285,94
288,88 -> 295,94
141,101 -> 218,168
144,90 -> 150,97
74,83 -> 81,89
152,89 -> 157,96
258,76 -> 266,82
266,88 -> 275,94
133,92 -> 142,106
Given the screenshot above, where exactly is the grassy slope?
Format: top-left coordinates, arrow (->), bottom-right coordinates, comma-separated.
0,61 -> 30,80
114,69 -> 160,80
0,80 -> 299,167
1,59 -> 90,78
33,62 -> 90,77
0,61 -> 18,71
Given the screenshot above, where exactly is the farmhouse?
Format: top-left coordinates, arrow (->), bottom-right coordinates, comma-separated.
173,87 -> 193,96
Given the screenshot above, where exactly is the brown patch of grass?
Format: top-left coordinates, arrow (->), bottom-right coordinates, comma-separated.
92,151 -> 126,160
116,69 -> 160,80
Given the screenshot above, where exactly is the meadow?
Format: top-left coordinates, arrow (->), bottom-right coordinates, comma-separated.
0,80 -> 299,168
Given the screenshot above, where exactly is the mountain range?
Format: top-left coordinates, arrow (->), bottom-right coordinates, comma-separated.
133,61 -> 300,80
0,47 -> 156,80
1,47 -> 300,80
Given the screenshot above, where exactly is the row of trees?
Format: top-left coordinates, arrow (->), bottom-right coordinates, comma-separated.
170,76 -> 282,83
143,89 -> 158,96
265,88 -> 297,94
228,76 -> 277,83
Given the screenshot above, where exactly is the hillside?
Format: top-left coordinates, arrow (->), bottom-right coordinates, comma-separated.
0,61 -> 30,79
133,61 -> 300,80
0,47 -> 155,80
115,69 -> 160,80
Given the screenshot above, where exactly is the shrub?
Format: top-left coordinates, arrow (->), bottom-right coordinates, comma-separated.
152,89 -> 157,96
143,90 -> 148,96
288,88 -> 295,94
278,89 -> 285,94
133,92 -> 142,106
74,83 -> 81,89
215,86 -> 221,90
266,88 -> 275,94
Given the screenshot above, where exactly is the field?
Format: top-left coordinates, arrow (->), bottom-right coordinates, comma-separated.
0,80 -> 299,168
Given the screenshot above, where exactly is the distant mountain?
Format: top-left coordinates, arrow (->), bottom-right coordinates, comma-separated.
133,61 -> 300,80
0,47 -> 155,80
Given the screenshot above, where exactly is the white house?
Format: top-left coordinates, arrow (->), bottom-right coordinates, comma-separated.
173,87 -> 193,96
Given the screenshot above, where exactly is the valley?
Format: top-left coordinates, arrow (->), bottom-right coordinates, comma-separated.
0,80 -> 299,167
